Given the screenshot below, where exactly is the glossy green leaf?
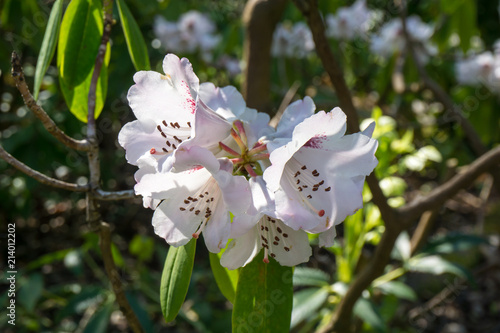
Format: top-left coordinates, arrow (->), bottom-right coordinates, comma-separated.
232,251 -> 293,333
408,255 -> 472,281
290,287 -> 329,328
354,298 -> 387,333
116,0 -> 150,71
375,281 -> 417,301
33,0 -> 63,100
57,0 -> 108,123
209,252 -> 238,303
292,267 -> 329,287
160,239 -> 196,322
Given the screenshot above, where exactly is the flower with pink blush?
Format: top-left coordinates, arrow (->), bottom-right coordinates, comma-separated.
135,147 -> 253,253
264,106 -> 378,236
221,177 -> 311,269
118,54 -> 198,173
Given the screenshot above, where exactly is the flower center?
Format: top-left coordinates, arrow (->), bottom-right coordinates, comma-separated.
219,120 -> 269,178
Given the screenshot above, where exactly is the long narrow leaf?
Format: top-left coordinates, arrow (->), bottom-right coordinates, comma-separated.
160,239 -> 196,322
209,252 -> 238,304
232,251 -> 293,333
34,0 -> 63,100
57,0 -> 108,123
116,0 -> 150,71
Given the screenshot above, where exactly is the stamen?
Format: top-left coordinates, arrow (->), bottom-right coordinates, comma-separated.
263,247 -> 270,263
192,218 -> 208,239
247,143 -> 267,156
219,142 -> 240,157
250,153 -> 270,161
233,120 -> 247,146
150,148 -> 156,154
244,164 -> 258,178
230,128 -> 247,152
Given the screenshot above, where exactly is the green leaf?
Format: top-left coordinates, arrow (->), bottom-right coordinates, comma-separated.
408,255 -> 471,281
83,302 -> 113,333
57,0 -> 108,123
160,239 -> 196,322
209,252 -> 238,303
375,281 -> 417,301
451,0 -> 477,53
56,286 -> 103,322
422,233 -> 488,255
293,267 -> 329,287
232,251 -> 293,333
129,235 -> 155,262
18,273 -> 43,313
393,231 -> 411,262
33,0 -> 63,100
290,288 -> 329,328
116,0 -> 150,71
353,298 -> 387,333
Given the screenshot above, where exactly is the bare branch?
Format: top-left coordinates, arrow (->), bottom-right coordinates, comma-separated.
99,222 -> 145,333
399,145 -> 500,221
10,52 -> 90,151
87,0 -> 114,190
0,143 -> 88,192
95,189 -> 137,201
293,0 -> 360,133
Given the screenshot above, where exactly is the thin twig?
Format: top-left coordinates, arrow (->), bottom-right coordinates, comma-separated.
10,52 -> 90,151
99,222 -> 145,333
293,0 -> 360,133
87,0 -> 114,189
95,189 -> 137,201
269,81 -> 301,128
0,143 -> 88,192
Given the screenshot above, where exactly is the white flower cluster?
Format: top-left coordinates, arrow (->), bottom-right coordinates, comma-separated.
325,0 -> 378,40
456,48 -> 500,91
370,15 -> 437,64
119,54 -> 378,269
271,22 -> 315,59
154,11 -> 221,59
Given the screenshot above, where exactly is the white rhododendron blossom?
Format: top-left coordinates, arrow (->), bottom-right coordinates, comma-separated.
456,50 -> 500,92
271,22 -> 315,59
119,54 -> 378,269
154,11 -> 221,58
325,0 -> 379,40
370,16 -> 437,64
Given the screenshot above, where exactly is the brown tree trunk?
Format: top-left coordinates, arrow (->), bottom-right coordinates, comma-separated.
242,0 -> 288,115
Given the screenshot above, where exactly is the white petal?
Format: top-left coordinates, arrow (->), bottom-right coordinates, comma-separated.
162,54 -> 199,98
259,216 -> 312,266
118,119 -> 167,166
152,200 -> 197,247
177,99 -> 232,155
172,145 -> 220,174
318,226 -> 337,247
128,71 -> 195,124
199,82 -> 246,120
275,96 -> 316,138
203,200 -> 231,253
220,228 -> 260,270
